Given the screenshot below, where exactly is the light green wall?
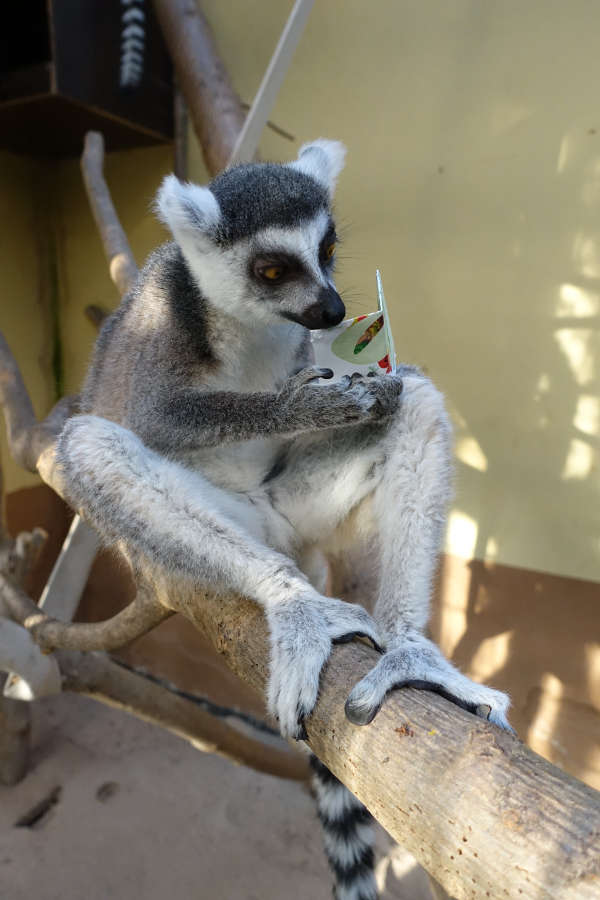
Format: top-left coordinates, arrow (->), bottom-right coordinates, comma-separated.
2,0 -> 599,584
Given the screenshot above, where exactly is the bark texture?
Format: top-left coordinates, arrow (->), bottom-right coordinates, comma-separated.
173,585 -> 600,900
152,0 -> 246,175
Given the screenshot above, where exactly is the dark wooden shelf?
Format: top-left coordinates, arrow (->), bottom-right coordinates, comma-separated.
0,0 -> 173,158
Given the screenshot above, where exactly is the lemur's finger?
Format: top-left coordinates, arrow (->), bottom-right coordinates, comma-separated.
332,631 -> 384,654
294,366 -> 334,385
340,371 -> 365,389
288,365 -> 331,383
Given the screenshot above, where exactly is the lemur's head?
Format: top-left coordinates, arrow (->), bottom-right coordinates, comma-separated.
155,139 -> 346,329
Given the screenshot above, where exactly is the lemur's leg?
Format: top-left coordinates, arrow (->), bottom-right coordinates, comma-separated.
57,414 -> 381,739
269,369 -> 511,730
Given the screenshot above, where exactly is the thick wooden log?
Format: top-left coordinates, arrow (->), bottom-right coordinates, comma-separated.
173,586 -> 600,900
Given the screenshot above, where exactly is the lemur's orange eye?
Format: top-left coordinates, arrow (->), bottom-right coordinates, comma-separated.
262,266 -> 285,281
326,243 -> 336,259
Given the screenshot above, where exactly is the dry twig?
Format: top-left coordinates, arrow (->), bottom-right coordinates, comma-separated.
80,132 -> 139,296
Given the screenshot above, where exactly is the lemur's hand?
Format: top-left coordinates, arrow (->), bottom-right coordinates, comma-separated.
266,593 -> 382,740
345,630 -> 513,732
279,366 -> 403,431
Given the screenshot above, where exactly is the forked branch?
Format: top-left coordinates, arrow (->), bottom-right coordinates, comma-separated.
0,573 -> 172,653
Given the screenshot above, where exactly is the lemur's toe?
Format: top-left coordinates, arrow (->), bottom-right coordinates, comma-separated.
486,707 -> 516,734
332,631 -> 384,654
344,667 -> 386,726
344,696 -> 381,726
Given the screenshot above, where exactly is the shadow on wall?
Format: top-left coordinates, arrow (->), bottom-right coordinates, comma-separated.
430,123 -> 600,791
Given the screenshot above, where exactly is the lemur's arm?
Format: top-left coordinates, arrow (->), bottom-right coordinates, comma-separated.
145,368 -> 403,452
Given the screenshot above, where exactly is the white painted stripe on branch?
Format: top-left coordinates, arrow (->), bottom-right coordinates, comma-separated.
0,619 -> 61,700
228,0 -> 315,166
39,515 -> 100,622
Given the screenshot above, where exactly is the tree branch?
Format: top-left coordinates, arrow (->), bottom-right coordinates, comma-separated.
0,460 -> 50,783
1,574 -> 172,653
0,332 -> 76,473
80,132 -> 139,296
58,649 -> 308,783
173,586 -> 600,900
152,0 -> 246,176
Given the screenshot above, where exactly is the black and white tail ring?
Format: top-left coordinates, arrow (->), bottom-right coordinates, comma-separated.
119,0 -> 146,89
311,755 -> 378,900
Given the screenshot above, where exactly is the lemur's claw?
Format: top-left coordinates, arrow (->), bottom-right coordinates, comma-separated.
344,696 -> 381,726
267,596 -> 381,739
331,630 -> 384,654
295,721 -> 309,742
475,703 -> 492,720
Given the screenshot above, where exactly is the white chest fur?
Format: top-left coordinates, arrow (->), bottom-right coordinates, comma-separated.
186,318 -> 305,492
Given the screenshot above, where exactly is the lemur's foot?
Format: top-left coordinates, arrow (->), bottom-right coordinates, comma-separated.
267,596 -> 382,740
345,632 -> 512,732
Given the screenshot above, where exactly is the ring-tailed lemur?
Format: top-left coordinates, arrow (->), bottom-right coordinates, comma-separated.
57,140 -> 511,900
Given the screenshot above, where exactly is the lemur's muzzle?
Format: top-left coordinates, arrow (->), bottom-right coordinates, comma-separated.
292,286 -> 346,329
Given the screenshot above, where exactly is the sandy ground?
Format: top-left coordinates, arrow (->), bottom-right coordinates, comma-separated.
0,693 -> 435,900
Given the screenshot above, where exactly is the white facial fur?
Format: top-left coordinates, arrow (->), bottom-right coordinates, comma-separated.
154,139 -> 347,325
183,209 -> 335,325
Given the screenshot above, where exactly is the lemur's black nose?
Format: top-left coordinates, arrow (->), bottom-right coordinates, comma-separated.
282,287 -> 346,329
318,286 -> 346,327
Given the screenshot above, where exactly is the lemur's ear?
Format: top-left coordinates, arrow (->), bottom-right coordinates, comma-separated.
154,175 -> 221,241
289,139 -> 347,196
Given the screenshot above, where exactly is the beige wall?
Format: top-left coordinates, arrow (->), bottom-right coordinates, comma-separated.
193,0 -> 600,583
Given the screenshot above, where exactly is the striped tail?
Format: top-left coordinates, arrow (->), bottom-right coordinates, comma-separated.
310,755 -> 378,900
